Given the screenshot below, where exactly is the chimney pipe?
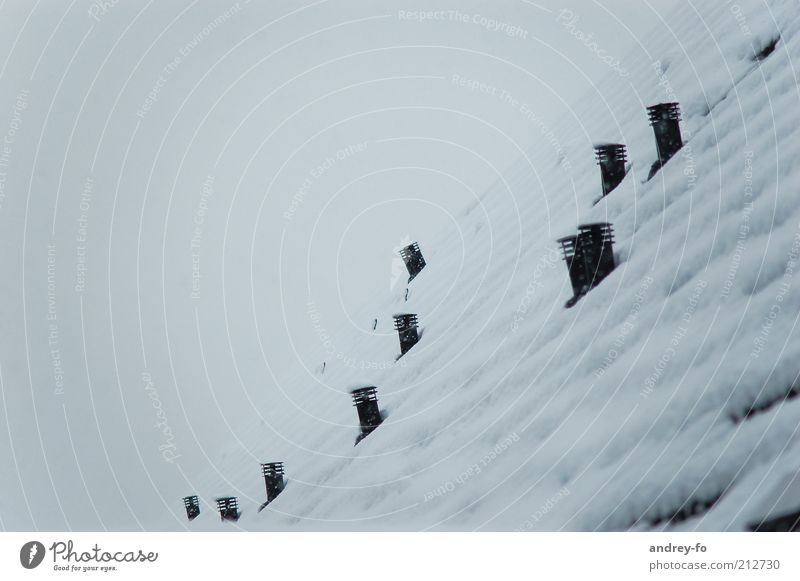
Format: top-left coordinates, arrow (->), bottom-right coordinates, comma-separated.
399,242 -> 426,282
183,495 -> 200,521
261,462 -> 286,506
393,313 -> 419,357
594,143 -> 628,197
647,102 -> 682,178
215,496 -> 240,522
557,223 -> 616,307
352,386 -> 383,445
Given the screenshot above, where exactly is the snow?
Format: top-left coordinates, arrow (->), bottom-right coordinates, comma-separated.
1,0 -> 799,531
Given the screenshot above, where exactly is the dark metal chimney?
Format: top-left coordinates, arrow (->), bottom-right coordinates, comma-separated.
183,495 -> 200,521
352,386 -> 383,445
647,102 -> 682,178
557,223 -> 616,307
261,462 -> 286,505
399,242 -> 426,282
215,496 -> 240,522
594,143 -> 628,197
393,313 -> 419,357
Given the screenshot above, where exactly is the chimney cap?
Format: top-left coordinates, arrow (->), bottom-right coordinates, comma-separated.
593,141 -> 626,150
647,102 -> 681,123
